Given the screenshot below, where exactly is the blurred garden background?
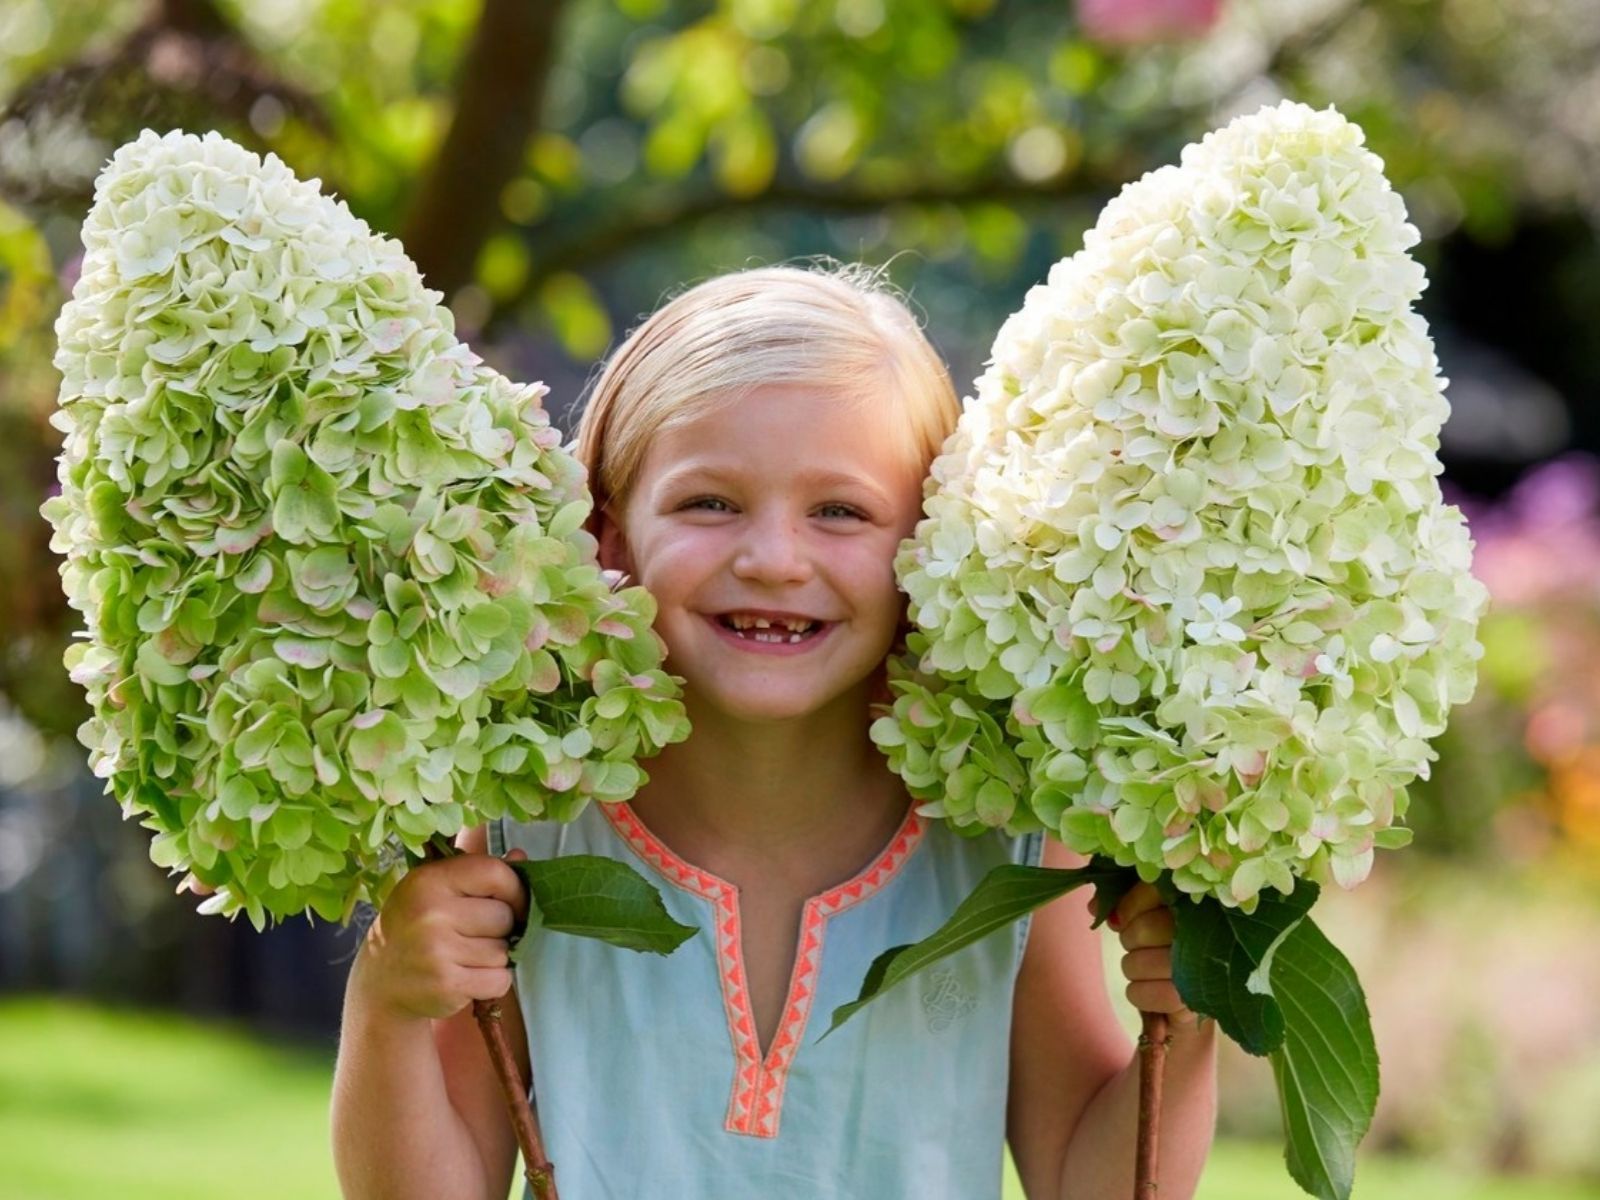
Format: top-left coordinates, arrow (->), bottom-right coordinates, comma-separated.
1,0 -> 1598,1196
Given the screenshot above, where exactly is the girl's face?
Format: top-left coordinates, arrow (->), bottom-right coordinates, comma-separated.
597,383 -> 927,725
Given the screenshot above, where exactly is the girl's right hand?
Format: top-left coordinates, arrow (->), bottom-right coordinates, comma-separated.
354,850 -> 530,1023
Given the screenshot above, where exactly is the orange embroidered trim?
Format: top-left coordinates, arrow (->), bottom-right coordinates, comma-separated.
599,801 -> 927,1140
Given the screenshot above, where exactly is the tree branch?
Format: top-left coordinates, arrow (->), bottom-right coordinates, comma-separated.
401,0 -> 569,298
483,159 -> 1139,336
485,1 -> 1365,332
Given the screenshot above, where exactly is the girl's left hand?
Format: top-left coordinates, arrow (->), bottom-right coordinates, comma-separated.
1109,882 -> 1198,1027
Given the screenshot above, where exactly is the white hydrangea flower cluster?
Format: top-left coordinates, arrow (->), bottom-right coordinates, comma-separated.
44,130 -> 688,926
876,102 -> 1488,909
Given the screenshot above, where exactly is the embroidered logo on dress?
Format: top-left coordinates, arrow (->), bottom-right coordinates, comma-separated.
921,965 -> 978,1033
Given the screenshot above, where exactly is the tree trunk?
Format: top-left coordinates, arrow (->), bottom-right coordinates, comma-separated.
401,0 -> 567,298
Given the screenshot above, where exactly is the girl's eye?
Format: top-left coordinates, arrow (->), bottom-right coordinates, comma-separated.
817,503 -> 867,520
681,498 -> 865,520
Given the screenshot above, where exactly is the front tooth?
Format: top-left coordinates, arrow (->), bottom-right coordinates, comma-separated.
753,617 -> 772,629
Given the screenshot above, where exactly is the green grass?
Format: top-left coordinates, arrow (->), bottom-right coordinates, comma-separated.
2,997 -> 1595,1200
0,996 -> 338,1200
1007,1145 -> 1600,1200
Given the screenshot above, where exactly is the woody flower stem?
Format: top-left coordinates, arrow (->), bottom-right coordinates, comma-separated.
426,841 -> 559,1200
1135,1011 -> 1172,1198
474,996 -> 558,1200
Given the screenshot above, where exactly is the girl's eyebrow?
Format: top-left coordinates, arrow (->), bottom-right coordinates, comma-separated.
655,464 -> 895,507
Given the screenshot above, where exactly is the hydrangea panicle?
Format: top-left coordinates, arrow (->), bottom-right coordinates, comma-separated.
877,102 -> 1488,910
44,130 -> 690,927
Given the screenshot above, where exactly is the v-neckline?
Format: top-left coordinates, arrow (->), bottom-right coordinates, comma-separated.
599,799 -> 927,1139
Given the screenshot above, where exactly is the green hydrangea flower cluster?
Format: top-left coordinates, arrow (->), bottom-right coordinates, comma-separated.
43,130 -> 689,927
876,102 -> 1488,910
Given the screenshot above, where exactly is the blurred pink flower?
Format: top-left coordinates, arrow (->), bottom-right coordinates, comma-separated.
1469,454 -> 1600,606
59,252 -> 83,294
1507,451 -> 1600,527
1078,0 -> 1223,44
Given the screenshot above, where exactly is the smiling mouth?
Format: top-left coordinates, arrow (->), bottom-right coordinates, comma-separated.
713,615 -> 827,644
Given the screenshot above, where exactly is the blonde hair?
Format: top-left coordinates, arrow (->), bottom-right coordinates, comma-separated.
573,263 -> 960,521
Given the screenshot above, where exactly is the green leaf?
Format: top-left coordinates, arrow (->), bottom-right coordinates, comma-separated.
509,855 -> 696,956
1266,916 -> 1379,1200
1170,884 -> 1377,1200
825,859 -> 1139,1037
1169,882 -> 1318,1056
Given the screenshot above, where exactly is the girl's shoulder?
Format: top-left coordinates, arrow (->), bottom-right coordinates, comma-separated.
487,802 -> 613,861
915,815 -> 1045,879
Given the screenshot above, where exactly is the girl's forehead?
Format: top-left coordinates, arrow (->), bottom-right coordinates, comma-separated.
642,384 -> 923,486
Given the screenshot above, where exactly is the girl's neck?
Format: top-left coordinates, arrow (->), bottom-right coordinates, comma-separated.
625,685 -> 910,888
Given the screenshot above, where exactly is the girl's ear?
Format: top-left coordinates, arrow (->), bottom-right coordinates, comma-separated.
594,504 -> 635,579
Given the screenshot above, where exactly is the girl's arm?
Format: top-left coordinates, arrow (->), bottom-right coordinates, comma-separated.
330,824 -> 528,1200
1006,839 -> 1218,1200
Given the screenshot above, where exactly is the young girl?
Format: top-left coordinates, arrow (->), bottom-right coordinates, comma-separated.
330,265 -> 1218,1199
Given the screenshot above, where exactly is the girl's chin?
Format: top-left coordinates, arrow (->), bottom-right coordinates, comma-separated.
683,678 -> 873,725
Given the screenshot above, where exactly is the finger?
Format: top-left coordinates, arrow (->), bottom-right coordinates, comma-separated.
445,854 -> 528,917
1125,980 -> 1188,1015
1119,907 -> 1174,951
505,848 -> 528,862
454,896 -> 518,939
459,966 -> 516,1003
1113,882 -> 1164,930
456,935 -> 515,970
1120,946 -> 1171,983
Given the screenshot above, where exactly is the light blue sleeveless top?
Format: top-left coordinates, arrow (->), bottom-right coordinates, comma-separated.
490,802 -> 1043,1200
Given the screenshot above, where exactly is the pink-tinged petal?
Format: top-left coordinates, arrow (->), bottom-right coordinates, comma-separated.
527,652 -> 561,693
543,758 -> 583,792
215,521 -> 267,554
1079,0 -> 1222,44
370,319 -> 409,354
524,614 -> 551,651
236,555 -> 274,594
1331,846 -> 1374,889
548,608 -> 590,643
1199,778 -> 1230,812
348,711 -> 407,773
1233,748 -> 1267,787
274,637 -> 330,669
595,619 -> 633,638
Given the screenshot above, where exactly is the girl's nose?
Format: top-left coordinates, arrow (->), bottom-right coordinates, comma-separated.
731,509 -> 814,584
